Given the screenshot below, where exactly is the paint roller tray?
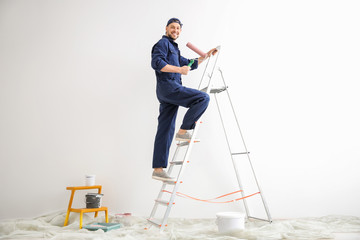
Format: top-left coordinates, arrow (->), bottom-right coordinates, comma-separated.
83,223 -> 121,232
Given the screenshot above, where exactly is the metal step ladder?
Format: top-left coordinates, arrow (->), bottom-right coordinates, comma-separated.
147,46 -> 272,231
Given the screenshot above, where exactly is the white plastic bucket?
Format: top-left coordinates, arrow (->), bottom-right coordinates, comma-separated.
85,175 -> 96,186
216,212 -> 245,233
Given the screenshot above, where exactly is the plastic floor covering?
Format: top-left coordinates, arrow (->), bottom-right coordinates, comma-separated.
0,211 -> 360,240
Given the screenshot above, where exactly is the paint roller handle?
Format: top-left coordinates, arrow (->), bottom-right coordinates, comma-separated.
188,59 -> 195,67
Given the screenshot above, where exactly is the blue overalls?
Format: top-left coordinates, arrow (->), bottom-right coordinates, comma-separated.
151,35 -> 210,169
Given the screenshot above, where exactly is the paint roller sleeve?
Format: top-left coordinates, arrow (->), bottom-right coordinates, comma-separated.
186,42 -> 207,58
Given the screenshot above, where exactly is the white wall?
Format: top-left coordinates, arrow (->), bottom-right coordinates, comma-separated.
1,0 -> 359,220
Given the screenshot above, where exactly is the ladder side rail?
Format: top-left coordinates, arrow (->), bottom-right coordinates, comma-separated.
174,126 -> 199,181
197,56 -> 211,90
203,49 -> 221,93
160,52 -> 222,230
149,144 -> 183,220
174,50 -> 221,184
218,69 -> 272,222
198,47 -> 221,92
218,68 -> 250,153
160,51 -> 218,231
167,144 -> 182,175
214,94 -> 251,218
159,173 -> 184,231
160,137 -> 198,231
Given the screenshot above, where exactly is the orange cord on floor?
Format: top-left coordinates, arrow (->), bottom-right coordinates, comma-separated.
162,190 -> 260,204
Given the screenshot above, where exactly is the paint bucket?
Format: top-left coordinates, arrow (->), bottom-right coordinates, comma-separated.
216,212 -> 245,233
85,175 -> 96,186
85,193 -> 103,208
115,213 -> 134,226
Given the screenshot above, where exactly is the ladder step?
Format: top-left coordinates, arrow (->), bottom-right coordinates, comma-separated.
176,139 -> 200,146
147,218 -> 162,227
248,216 -> 272,223
231,152 -> 250,155
162,180 -> 176,185
177,142 -> 190,147
210,86 -> 227,94
200,86 -> 228,94
155,199 -> 170,206
170,161 -> 183,165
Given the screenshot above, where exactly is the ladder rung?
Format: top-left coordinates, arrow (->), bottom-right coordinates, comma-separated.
147,218 -> 162,227
155,199 -> 170,206
177,142 -> 190,147
170,161 -> 183,165
176,139 -> 200,146
248,216 -> 272,223
231,152 -> 250,155
210,86 -> 227,94
163,180 -> 176,185
200,86 -> 228,94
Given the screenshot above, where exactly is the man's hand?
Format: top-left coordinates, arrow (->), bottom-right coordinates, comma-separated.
198,47 -> 219,65
161,64 -> 190,75
205,48 -> 218,58
179,66 -> 191,75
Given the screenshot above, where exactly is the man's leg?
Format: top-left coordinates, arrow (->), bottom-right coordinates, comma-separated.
164,86 -> 210,136
152,102 -> 179,169
180,89 -> 210,130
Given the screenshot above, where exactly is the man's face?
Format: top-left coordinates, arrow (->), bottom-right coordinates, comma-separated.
166,22 -> 181,40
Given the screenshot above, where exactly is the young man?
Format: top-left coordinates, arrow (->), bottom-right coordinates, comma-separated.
151,18 -> 218,181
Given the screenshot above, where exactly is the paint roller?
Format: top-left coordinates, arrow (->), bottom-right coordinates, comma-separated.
186,42 -> 221,67
186,42 -> 207,58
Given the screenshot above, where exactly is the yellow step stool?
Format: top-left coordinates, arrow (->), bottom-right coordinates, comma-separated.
64,185 -> 109,229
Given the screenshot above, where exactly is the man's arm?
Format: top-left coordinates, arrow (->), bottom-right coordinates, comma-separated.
161,65 -> 190,75
152,40 -> 191,75
162,46 -> 218,74
197,48 -> 219,65
163,46 -> 219,74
